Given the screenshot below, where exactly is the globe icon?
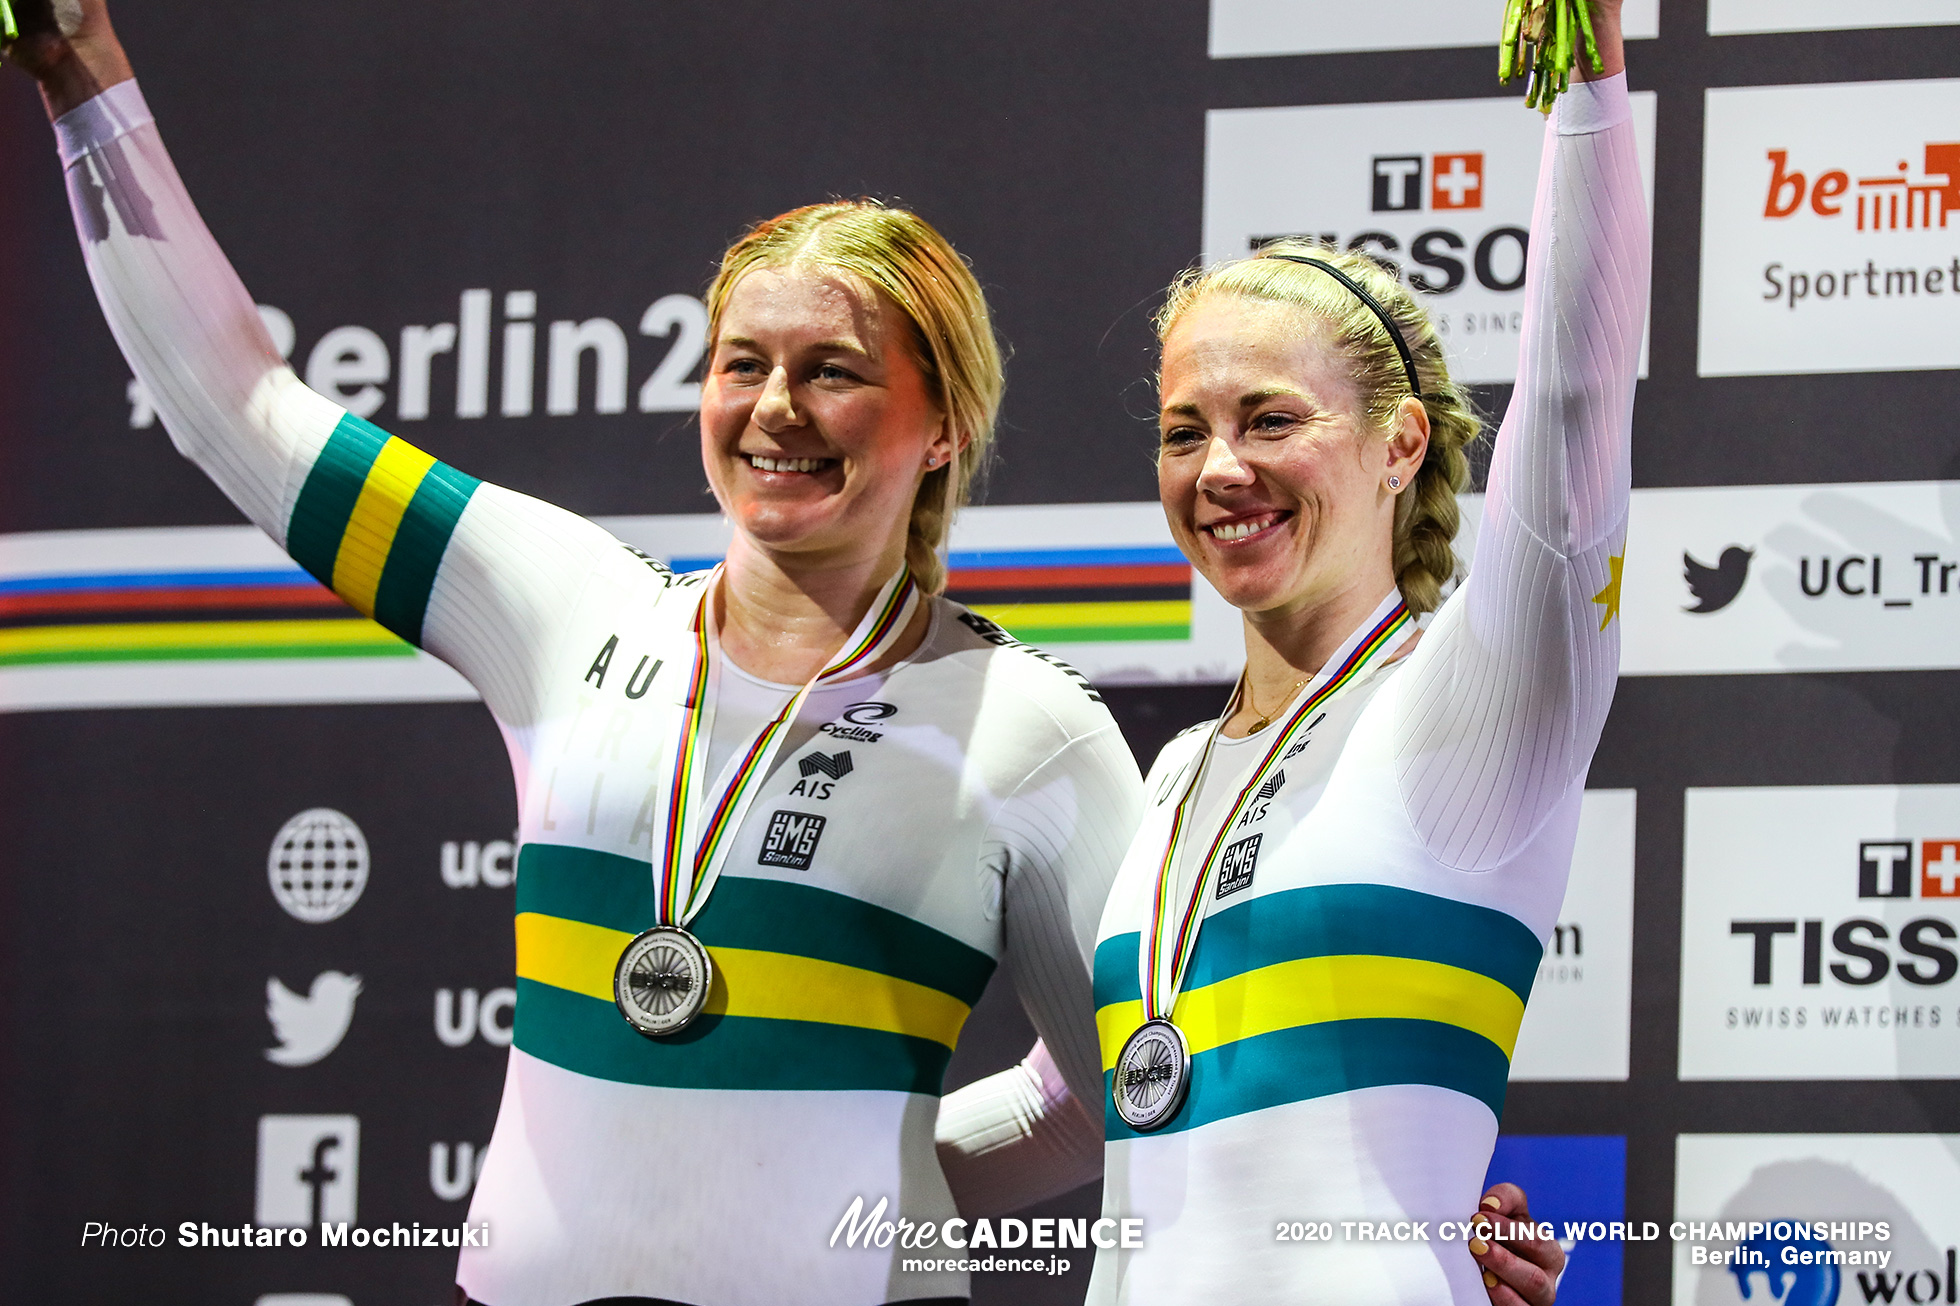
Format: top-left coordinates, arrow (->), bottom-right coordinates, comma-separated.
267,808 -> 369,923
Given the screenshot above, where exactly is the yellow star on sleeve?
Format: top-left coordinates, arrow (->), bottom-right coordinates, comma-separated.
1592,553 -> 1624,631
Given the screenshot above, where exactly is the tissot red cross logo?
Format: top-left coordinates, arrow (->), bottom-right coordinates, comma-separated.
1431,153 -> 1484,210
1923,840 -> 1960,898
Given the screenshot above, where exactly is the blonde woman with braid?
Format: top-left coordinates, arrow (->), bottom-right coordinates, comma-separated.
12,3 -> 1575,1303
8,6 -> 1148,1302
1079,2 -> 1645,1300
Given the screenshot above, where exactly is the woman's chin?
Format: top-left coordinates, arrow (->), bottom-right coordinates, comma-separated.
1196,557 -> 1302,616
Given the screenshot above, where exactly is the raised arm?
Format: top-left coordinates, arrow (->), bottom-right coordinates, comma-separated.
7,1 -> 626,728
1394,8 -> 1648,871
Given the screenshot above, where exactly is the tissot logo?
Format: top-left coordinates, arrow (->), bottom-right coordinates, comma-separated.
1683,547 -> 1755,614
1370,152 -> 1484,212
1680,786 -> 1960,1080
760,810 -> 827,871
1860,839 -> 1960,899
1216,834 -> 1261,899
1207,94 -> 1656,384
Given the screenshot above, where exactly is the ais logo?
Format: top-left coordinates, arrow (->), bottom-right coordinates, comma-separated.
1254,149 -> 1524,297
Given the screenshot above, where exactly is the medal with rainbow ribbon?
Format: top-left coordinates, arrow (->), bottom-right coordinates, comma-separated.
613,565 -> 922,1038
1114,599 -> 1413,1129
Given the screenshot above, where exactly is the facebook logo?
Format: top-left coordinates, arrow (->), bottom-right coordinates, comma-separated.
256,1115 -> 359,1228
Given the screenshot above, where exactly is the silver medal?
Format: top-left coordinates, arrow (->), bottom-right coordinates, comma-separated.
613,926 -> 714,1037
1112,1017 -> 1191,1131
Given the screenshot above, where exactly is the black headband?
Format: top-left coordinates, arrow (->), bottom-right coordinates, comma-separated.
1263,254 -> 1423,401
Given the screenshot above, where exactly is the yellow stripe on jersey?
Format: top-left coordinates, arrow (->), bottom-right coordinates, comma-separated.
331,438 -> 439,617
515,912 -> 974,1049
1097,953 -> 1527,1072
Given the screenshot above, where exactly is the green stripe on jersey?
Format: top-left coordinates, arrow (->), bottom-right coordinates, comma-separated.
516,843 -> 997,1005
1093,882 -> 1544,1005
284,412 -> 481,647
1102,1016 -> 1513,1140
515,977 -> 958,1094
372,458 -> 479,645
286,412 -> 387,588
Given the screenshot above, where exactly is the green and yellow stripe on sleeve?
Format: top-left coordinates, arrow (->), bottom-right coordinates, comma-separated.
285,412 -> 482,646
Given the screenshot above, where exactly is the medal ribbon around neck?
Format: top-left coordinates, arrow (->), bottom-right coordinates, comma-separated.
1139,599 -> 1412,1022
654,565 -> 920,926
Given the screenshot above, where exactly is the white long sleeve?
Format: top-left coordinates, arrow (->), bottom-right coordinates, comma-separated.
936,1039 -> 1103,1215
54,81 -> 622,731
1395,74 -> 1648,870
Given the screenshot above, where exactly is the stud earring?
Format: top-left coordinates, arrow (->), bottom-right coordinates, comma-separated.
1388,475 -> 1403,490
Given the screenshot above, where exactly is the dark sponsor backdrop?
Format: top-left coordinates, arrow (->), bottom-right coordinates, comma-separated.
3,2 -> 1959,1304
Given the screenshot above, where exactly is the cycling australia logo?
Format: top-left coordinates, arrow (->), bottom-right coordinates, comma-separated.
1202,93 -> 1655,383
822,701 -> 896,743
1679,786 -> 1960,1080
1684,547 -> 1755,613
265,972 -> 362,1067
1699,79 -> 1960,376
268,809 -> 368,923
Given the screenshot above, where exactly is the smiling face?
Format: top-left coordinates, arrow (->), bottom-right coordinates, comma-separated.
700,264 -> 951,573
1158,293 -> 1416,622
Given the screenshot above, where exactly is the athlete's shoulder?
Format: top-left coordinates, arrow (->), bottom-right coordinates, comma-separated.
1144,722 -> 1212,804
933,598 -> 1106,710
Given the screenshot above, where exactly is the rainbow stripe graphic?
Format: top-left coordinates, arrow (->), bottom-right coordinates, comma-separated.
672,546 -> 1193,645
0,567 -> 411,668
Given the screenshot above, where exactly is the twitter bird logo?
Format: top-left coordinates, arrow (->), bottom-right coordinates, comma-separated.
265,972 -> 362,1067
1683,546 -> 1754,614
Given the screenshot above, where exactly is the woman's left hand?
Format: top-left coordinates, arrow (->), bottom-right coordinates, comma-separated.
1470,1183 -> 1566,1306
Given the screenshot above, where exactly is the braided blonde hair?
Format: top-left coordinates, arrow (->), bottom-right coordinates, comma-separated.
1153,241 -> 1480,614
706,201 -> 1002,594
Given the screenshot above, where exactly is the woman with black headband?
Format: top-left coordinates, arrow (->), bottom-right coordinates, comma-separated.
1075,0 -> 1645,1299
10,1 -> 1576,1302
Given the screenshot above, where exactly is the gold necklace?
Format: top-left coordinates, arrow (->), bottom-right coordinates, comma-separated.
1240,674 -> 1308,734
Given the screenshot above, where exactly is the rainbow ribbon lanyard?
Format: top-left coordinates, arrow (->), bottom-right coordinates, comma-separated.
651,564 -> 921,928
1139,598 -> 1414,1024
